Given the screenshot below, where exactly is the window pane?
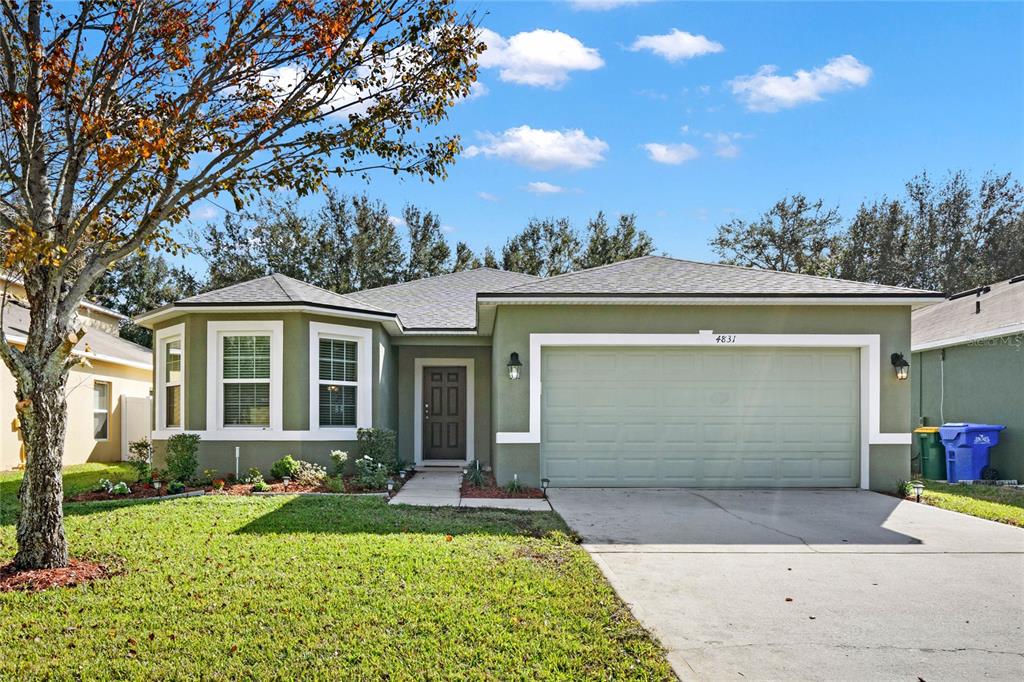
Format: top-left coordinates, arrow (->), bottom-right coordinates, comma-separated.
165,340 -> 182,383
223,335 -> 270,380
318,339 -> 357,383
93,382 -> 108,411
93,412 -> 108,440
319,384 -> 356,427
223,383 -> 270,426
165,385 -> 181,428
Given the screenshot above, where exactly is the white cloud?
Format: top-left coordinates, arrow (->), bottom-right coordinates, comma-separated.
705,131 -> 743,158
525,181 -> 566,194
642,142 -> 699,165
465,125 -> 608,170
477,191 -> 499,202
477,28 -> 603,88
190,204 -> 220,220
569,0 -> 649,9
441,224 -> 456,234
629,29 -> 724,62
465,81 -> 488,100
730,54 -> 872,112
387,215 -> 406,228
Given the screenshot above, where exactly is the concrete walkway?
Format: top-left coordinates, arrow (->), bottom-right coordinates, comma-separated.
549,488 -> 1024,681
389,469 -> 551,511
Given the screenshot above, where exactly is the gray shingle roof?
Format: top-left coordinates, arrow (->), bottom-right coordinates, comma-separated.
175,273 -> 393,316
482,256 -> 941,298
2,299 -> 152,367
912,277 -> 1024,349
347,268 -> 540,329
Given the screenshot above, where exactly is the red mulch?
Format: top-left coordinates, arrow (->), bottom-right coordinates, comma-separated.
68,483 -> 201,502
208,471 -> 415,496
461,474 -> 545,499
0,559 -> 111,593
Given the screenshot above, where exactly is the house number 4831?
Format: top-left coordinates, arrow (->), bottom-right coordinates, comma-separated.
714,335 -> 736,344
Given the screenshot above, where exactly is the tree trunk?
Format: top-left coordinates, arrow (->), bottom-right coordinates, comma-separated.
14,373 -> 70,570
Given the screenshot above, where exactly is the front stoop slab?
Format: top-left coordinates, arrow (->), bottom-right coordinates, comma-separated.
389,471 -> 552,511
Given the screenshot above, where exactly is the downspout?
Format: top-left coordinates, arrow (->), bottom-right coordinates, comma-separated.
939,348 -> 946,424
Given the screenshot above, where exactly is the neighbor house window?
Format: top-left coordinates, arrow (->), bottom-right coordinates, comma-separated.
93,381 -> 110,440
318,338 -> 358,427
308,322 -> 372,433
155,323 -> 185,431
221,335 -> 271,427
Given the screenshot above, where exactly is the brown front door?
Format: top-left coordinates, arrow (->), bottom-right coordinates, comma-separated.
423,366 -> 467,460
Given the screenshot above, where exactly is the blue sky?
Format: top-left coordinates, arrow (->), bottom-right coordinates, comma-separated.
182,0 -> 1023,272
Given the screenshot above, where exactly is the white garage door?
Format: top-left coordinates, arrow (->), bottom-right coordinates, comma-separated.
541,346 -> 861,487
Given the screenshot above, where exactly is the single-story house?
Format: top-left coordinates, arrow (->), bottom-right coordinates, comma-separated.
912,276 -> 1024,480
135,256 -> 943,491
1,276 -> 153,471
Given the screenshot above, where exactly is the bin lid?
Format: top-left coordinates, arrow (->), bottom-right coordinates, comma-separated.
913,427 -> 940,433
940,423 -> 1006,432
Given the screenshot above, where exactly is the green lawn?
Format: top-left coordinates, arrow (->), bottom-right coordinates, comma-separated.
920,480 -> 1024,527
0,489 -> 672,679
1,462 -> 139,525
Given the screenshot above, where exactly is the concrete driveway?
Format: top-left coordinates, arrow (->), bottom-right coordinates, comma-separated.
548,489 -> 1024,681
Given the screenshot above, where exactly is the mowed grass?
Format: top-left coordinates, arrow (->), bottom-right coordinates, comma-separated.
0,491 -> 672,680
921,480 -> 1024,527
1,462 -> 139,524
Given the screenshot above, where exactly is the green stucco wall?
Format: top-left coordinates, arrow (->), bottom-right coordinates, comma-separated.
396,344 -> 492,466
912,334 -> 1024,481
150,311 -> 397,475
491,304 -> 914,492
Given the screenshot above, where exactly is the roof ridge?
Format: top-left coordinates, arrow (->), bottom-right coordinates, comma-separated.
349,267 -> 540,298
494,255 -> 660,293
269,272 -> 392,313
182,273 -> 279,302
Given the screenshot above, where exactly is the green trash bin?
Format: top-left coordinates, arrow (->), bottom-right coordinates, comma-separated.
914,427 -> 946,481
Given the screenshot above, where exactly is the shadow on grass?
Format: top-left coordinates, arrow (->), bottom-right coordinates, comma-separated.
233,495 -> 571,539
0,463 -> 140,527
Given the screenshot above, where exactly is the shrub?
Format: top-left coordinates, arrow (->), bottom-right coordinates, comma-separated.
357,428 -> 398,474
505,474 -> 523,494
201,468 -> 219,486
212,479 -> 226,490
251,480 -> 270,493
464,460 -> 486,488
111,481 -> 131,495
245,467 -> 264,485
127,438 -> 152,482
166,433 -> 201,483
294,460 -> 327,486
270,455 -> 300,481
355,456 -> 389,490
96,478 -> 114,493
167,481 -> 186,495
325,476 -> 346,493
896,479 -> 912,498
329,450 -> 348,475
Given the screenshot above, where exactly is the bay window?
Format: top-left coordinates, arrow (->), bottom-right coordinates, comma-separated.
207,321 -> 283,432
155,323 -> 185,431
309,322 -> 372,435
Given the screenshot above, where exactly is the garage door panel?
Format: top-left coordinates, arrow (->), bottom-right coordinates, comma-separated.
541,346 -> 860,487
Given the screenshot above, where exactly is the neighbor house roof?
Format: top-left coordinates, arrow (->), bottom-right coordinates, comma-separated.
912,276 -> 1024,351
479,256 -> 942,299
2,298 -> 152,369
0,273 -> 127,321
347,268 -> 540,329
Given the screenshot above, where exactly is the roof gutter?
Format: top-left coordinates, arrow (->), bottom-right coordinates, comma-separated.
477,294 -> 945,306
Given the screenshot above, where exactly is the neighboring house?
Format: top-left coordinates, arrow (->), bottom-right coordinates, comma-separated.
911,276 -> 1024,480
136,256 -> 942,492
1,277 -> 154,471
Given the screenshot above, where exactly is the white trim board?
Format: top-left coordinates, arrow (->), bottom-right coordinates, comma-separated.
308,321 -> 373,441
494,331 -> 914,491
3,334 -> 152,370
413,358 -> 475,467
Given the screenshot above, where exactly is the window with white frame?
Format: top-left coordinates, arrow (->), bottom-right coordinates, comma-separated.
308,322 -> 371,433
221,334 -> 271,427
155,324 -> 185,431
318,337 -> 358,427
93,381 -> 110,440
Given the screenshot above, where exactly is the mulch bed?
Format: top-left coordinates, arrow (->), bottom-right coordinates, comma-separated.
0,559 -> 112,593
207,471 -> 415,496
67,483 -> 203,503
461,474 -> 545,499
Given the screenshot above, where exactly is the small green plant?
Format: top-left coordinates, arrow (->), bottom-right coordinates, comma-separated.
166,433 -> 201,483
167,481 -> 186,495
127,438 -> 152,482
357,428 -> 398,474
251,480 -> 270,493
212,479 -> 226,490
325,476 -> 346,493
464,460 -> 486,488
355,455 -> 389,489
270,455 -> 300,481
329,450 -> 348,475
110,481 -> 131,495
294,460 -> 327,486
96,478 -> 114,493
244,467 -> 264,485
505,474 -> 523,494
201,468 -> 220,486
896,479 -> 912,498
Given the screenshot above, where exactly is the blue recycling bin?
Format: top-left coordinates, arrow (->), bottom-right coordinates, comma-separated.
938,423 -> 1006,483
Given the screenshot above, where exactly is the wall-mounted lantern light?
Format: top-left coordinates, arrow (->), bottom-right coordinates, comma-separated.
507,352 -> 523,380
890,353 -> 910,381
